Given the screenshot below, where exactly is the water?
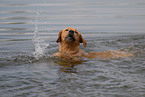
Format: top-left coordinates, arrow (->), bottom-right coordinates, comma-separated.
0,0 -> 145,97
33,11 -> 49,59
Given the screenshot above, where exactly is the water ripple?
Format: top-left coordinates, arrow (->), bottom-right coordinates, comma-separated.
0,0 -> 145,97
0,3 -> 67,7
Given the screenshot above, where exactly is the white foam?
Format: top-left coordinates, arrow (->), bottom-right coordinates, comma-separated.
32,11 -> 49,59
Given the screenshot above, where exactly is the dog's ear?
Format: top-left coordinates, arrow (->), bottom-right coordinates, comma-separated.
75,29 -> 87,47
80,34 -> 87,47
56,30 -> 63,43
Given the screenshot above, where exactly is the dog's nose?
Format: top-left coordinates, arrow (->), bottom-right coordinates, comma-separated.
69,30 -> 74,34
69,30 -> 74,36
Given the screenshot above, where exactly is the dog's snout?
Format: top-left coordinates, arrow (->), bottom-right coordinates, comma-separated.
69,30 -> 74,36
69,30 -> 74,34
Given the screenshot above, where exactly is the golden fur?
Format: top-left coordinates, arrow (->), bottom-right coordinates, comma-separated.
54,27 -> 133,60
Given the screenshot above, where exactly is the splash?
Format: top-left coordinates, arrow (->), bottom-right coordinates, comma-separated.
32,11 -> 49,59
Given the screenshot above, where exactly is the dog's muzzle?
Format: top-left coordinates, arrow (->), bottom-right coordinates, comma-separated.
65,30 -> 75,42
69,30 -> 74,37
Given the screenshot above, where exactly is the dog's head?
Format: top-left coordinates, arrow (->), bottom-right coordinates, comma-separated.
56,27 -> 87,47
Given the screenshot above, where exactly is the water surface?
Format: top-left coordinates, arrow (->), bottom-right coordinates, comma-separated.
0,0 -> 145,97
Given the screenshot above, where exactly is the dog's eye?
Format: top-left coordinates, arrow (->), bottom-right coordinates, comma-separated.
75,31 -> 78,34
65,29 -> 69,31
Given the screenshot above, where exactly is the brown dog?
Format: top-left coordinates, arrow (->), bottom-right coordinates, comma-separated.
54,27 -> 133,60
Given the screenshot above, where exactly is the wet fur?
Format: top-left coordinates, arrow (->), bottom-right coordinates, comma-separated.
54,27 -> 133,60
